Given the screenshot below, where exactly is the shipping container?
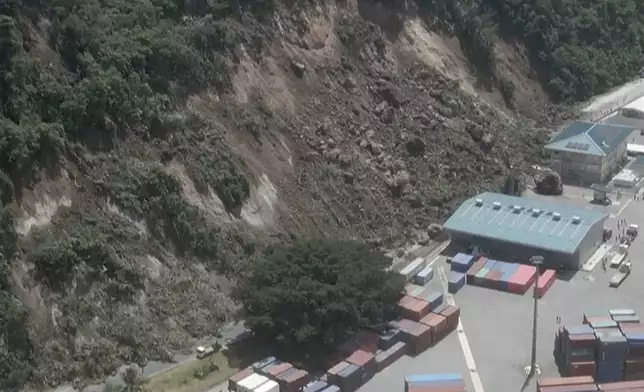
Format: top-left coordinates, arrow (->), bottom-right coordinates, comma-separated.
302,380 -> 328,392
584,310 -> 610,323
406,373 -> 462,383
538,376 -> 596,388
466,257 -> 487,281
378,327 -> 401,350
507,264 -> 537,294
440,305 -> 461,331
345,349 -> 376,374
432,302 -> 449,315
499,262 -> 520,289
473,262 -> 493,286
230,368 -> 255,392
400,258 -> 428,281
326,361 -> 349,385
566,325 -> 595,336
255,380 -> 279,392
448,271 -> 467,294
419,290 -> 443,310
336,363 -> 362,392
419,313 -> 448,343
266,363 -> 294,378
318,386 -> 340,392
610,309 -> 636,317
278,369 -> 311,392
567,334 -> 597,349
415,265 -> 434,286
399,296 -> 420,320
485,269 -> 504,290
536,269 -> 556,298
238,374 -> 270,392
598,380 -> 644,390
407,322 -> 432,355
450,253 -> 474,273
568,361 -> 596,378
374,341 -> 406,371
592,319 -> 619,330
613,315 -> 641,324
596,361 -> 625,383
253,357 -> 278,373
539,383 -> 598,392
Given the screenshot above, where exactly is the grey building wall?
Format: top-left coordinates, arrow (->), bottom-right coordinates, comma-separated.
548,150 -> 603,185
447,221 -> 605,270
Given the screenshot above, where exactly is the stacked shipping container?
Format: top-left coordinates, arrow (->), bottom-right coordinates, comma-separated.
537,376 -> 597,392
404,373 -> 466,392
459,254 -> 550,296
555,310 -> 644,383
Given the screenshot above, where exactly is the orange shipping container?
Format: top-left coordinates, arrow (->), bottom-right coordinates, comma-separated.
537,376 -> 595,388
568,361 -> 596,378
346,349 -> 376,373
597,380 -> 644,390
420,313 -> 447,343
266,362 -> 293,377
407,322 -> 432,355
408,299 -> 430,321
440,305 -> 461,330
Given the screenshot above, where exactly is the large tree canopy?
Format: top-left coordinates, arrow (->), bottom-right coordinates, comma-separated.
236,238 -> 404,353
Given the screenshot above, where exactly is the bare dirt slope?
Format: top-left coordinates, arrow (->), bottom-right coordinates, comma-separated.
6,0 -> 567,388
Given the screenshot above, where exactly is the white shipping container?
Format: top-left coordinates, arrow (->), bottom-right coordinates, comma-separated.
399,258 -> 427,281
255,379 -> 279,392
414,265 -> 434,285
238,374 -> 269,392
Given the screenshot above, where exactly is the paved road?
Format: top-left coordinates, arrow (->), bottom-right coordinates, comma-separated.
51,321 -> 248,392
580,78 -> 644,122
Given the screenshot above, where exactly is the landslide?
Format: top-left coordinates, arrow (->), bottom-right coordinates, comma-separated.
1,0 -> 643,389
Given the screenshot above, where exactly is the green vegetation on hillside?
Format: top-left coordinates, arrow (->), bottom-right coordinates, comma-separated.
415,0 -> 644,102
235,239 -> 404,357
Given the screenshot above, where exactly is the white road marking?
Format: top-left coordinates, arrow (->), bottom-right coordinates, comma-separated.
616,199 -> 632,217
437,266 -> 486,392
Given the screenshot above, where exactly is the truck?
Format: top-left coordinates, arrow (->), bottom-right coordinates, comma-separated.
196,343 -> 221,359
610,261 -> 631,288
610,244 -> 629,268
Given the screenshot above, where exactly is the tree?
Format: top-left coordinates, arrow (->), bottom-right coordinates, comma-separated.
236,239 -> 404,354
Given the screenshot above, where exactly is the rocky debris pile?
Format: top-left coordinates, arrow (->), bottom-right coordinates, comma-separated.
534,170 -> 564,195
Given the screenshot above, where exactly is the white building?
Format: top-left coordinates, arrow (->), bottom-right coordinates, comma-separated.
545,121 -> 633,184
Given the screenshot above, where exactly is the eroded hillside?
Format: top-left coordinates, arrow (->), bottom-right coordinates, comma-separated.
1,0 -> 643,389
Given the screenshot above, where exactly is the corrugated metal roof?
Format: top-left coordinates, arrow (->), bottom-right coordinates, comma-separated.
546,121 -> 633,156
443,192 -> 607,254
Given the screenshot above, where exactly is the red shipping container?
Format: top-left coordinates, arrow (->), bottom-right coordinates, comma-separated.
508,264 -> 537,294
266,362 -> 293,377
567,334 -> 597,349
626,359 -> 644,373
440,305 -> 461,331
346,349 -> 376,373
538,376 -> 595,388
568,361 -> 596,378
420,312 -> 447,343
399,296 -> 419,320
229,367 -> 254,391
279,368 -> 311,392
536,269 -> 556,298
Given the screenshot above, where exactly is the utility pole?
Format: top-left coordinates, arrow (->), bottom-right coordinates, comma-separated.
529,255 -> 544,381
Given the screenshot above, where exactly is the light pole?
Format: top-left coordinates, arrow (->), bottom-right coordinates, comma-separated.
529,255 -> 544,380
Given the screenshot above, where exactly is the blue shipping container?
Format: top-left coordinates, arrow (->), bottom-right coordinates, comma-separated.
414,265 -> 434,285
424,292 -> 443,309
451,254 -> 474,271
500,262 -> 519,284
596,361 -> 624,383
303,381 -> 328,392
406,373 -> 462,383
253,356 -> 278,371
448,272 -> 466,294
338,363 -> 360,379
320,386 -> 340,392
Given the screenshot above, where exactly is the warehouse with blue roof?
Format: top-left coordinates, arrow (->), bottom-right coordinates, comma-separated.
443,192 -> 608,269
545,121 -> 633,184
